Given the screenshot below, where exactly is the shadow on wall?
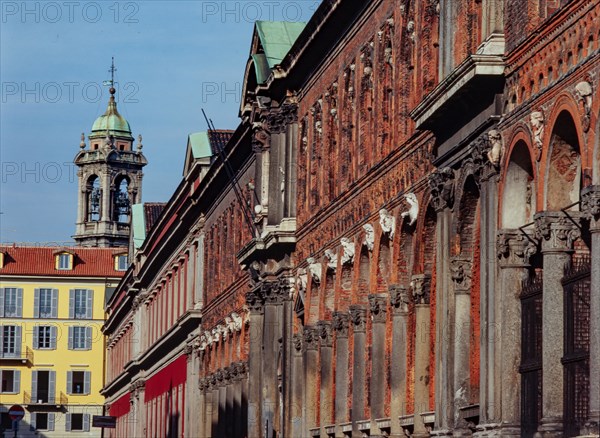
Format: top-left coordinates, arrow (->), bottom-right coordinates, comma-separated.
166,413 -> 179,438
0,413 -> 47,438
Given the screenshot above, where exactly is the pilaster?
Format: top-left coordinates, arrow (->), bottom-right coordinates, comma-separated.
389,285 -> 409,438
412,274 -> 431,438
349,305 -> 367,436
333,311 -> 350,437
368,294 -> 388,422
318,320 -> 334,436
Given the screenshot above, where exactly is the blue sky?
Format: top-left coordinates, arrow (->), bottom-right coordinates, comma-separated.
0,0 -> 320,243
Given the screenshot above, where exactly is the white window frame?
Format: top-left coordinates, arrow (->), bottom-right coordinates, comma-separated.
38,288 -> 53,318
58,253 -> 72,270
37,326 -> 51,349
3,288 -> 18,317
116,254 -> 128,271
1,325 -> 17,355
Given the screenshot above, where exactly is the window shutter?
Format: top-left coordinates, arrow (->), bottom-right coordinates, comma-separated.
14,325 -> 22,355
0,325 -> 3,357
48,370 -> 56,403
69,289 -> 75,319
84,371 -> 91,395
65,413 -> 72,431
33,325 -> 39,350
16,288 -> 23,317
85,326 -> 92,350
30,413 -> 36,431
48,413 -> 55,431
67,371 -> 73,394
84,413 -> 90,432
86,290 -> 94,319
0,288 -> 4,317
50,326 -> 57,350
51,289 -> 58,318
68,326 -> 74,350
33,289 -> 40,318
31,370 -> 38,401
14,370 -> 21,393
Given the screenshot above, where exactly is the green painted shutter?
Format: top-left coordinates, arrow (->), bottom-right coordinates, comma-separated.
14,370 -> 21,393
51,289 -> 58,318
48,371 -> 56,403
29,413 -> 36,431
50,326 -> 57,350
33,325 -> 39,350
33,289 -> 40,318
16,288 -> 23,317
67,371 -> 73,394
86,290 -> 94,319
68,326 -> 74,350
69,289 -> 75,319
85,326 -> 92,350
31,370 -> 38,401
14,325 -> 21,355
84,371 -> 91,395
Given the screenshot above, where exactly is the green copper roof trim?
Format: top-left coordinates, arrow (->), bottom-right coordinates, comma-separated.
255,21 -> 306,69
188,132 -> 213,159
252,54 -> 271,85
131,203 -> 146,249
90,96 -> 133,140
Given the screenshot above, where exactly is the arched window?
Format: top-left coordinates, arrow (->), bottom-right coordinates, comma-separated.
114,177 -> 131,223
86,175 -> 101,222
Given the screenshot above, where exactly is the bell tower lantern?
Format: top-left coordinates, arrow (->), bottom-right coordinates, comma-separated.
73,61 -> 147,247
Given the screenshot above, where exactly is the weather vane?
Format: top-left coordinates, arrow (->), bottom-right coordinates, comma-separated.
103,57 -> 117,92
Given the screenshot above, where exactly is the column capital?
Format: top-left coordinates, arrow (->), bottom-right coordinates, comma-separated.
368,294 -> 388,323
534,211 -> 582,253
332,311 -> 350,338
263,278 -> 290,305
303,326 -> 319,351
582,185 -> 600,231
233,361 -> 247,381
292,333 -> 304,353
411,274 -> 431,305
199,377 -> 208,392
317,320 -> 333,347
429,167 -> 455,212
389,284 -> 410,315
450,256 -> 472,294
245,289 -> 264,313
496,229 -> 538,268
349,305 -> 367,332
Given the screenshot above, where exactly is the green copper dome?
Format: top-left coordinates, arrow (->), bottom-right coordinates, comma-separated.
90,93 -> 133,140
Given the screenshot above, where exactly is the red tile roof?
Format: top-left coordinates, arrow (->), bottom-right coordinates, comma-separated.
143,203 -> 167,234
207,130 -> 235,153
0,245 -> 126,278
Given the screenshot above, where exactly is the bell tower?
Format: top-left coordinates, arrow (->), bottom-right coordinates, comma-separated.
73,60 -> 147,247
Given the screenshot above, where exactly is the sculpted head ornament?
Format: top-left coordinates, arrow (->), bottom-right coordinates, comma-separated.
363,224 -> 375,251
340,237 -> 355,265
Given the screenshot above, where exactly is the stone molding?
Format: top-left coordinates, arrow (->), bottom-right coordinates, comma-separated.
332,311 -> 350,338
389,284 -> 410,315
411,274 -> 431,305
496,229 -> 538,268
349,305 -> 367,333
534,211 -> 582,253
368,294 -> 388,323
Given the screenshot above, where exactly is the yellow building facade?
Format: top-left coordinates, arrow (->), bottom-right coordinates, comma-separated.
0,246 -> 124,437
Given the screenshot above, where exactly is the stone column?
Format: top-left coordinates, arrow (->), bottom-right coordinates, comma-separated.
333,312 -> 350,438
430,168 -> 455,436
246,289 -> 265,438
304,326 -> 320,436
496,229 -> 538,437
318,321 -> 334,436
262,281 -> 283,437
232,363 -> 244,438
101,168 -> 111,221
218,370 -> 227,437
450,256 -> 473,436
389,285 -> 410,437
368,294 -> 388,423
225,367 -> 235,437
291,334 -> 305,438
241,363 -> 249,438
130,381 -> 145,438
211,374 -> 219,437
185,346 -> 199,437
412,274 -> 431,438
204,379 -> 213,438
535,211 -> 582,437
349,305 -> 367,436
582,186 -> 600,437
198,379 -> 208,438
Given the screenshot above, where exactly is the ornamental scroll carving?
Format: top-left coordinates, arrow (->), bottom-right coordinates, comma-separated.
368,294 -> 388,323
429,167 -> 455,212
534,212 -> 582,252
450,256 -> 472,294
411,274 -> 431,305
303,326 -> 319,351
496,230 -> 538,268
332,311 -> 350,338
317,321 -> 333,347
582,185 -> 600,224
349,305 -> 367,332
389,284 -> 409,315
